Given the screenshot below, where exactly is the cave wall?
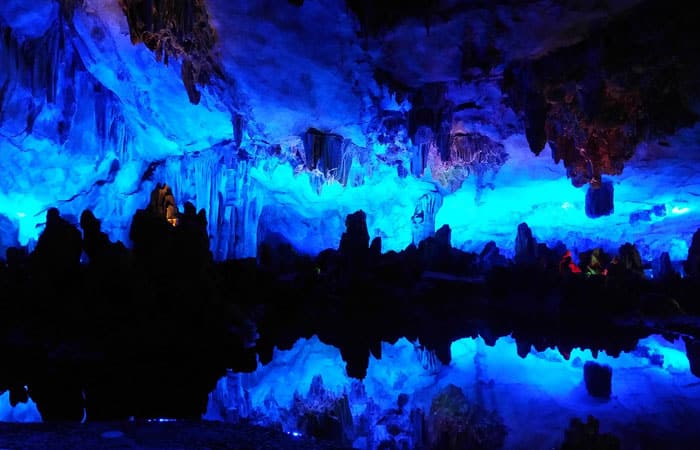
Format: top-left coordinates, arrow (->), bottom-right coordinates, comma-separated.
1,0 -> 700,264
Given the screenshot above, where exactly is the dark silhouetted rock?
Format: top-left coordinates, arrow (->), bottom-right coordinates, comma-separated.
32,207 -> 83,282
434,224 -> 451,248
514,222 -> 537,265
479,241 -> 509,273
685,228 -> 700,279
80,209 -> 115,266
617,242 -> 644,278
652,251 -> 677,281
684,337 -> 700,379
178,201 -> 212,269
339,210 -> 370,271
369,236 -> 382,260
417,225 -> 453,273
639,293 -> 683,317
583,361 -> 612,398
561,416 -> 621,450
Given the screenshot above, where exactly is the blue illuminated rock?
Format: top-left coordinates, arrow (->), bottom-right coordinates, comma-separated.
0,214 -> 20,259
585,180 -> 614,218
685,337 -> 700,379
2,0 -> 700,268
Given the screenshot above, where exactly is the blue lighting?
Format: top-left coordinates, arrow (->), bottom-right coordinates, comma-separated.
205,334 -> 700,449
1,2 -> 699,263
0,390 -> 42,423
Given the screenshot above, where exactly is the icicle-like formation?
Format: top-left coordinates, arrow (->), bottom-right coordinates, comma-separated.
94,84 -> 132,163
414,342 -> 442,373
220,158 -> 264,259
206,370 -> 252,423
0,17 -> 133,159
0,23 -> 62,105
159,148 -> 225,251
149,144 -> 270,261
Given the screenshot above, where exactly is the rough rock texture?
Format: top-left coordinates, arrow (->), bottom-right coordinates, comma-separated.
561,416 -> 621,450
502,1 -> 700,186
585,180 -> 614,218
2,0 -> 700,264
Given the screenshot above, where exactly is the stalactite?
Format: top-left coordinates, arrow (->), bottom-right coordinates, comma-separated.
118,0 -> 219,105
0,23 -> 62,106
208,154 -> 255,260
159,148 -> 223,238
1,11 -> 137,163
301,128 -> 359,190
414,343 -> 441,373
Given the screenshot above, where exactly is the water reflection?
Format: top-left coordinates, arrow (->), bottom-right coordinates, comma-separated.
206,334 -> 700,449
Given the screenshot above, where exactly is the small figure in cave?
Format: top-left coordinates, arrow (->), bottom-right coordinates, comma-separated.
559,250 -> 582,275
32,207 -> 83,279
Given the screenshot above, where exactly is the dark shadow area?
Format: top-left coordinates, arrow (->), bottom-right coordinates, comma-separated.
1,184 -> 700,430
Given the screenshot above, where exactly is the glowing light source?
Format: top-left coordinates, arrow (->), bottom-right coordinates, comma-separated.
561,201 -> 573,209
671,206 -> 690,215
16,212 -> 26,218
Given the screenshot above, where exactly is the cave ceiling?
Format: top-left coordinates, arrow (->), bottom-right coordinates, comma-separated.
2,0 -> 700,258
114,0 -> 700,187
